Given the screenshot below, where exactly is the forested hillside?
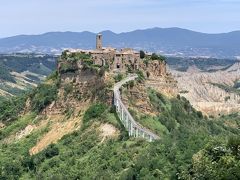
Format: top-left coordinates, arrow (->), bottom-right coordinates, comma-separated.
0,66 -> 239,179
0,54 -> 57,97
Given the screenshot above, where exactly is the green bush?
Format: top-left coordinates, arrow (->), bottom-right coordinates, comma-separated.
227,136 -> 240,156
0,95 -> 27,123
0,63 -> 15,83
30,83 -> 58,112
136,70 -> 145,82
114,73 -> 123,83
83,103 -> 107,123
140,50 -> 145,59
151,53 -> 166,61
44,144 -> 59,158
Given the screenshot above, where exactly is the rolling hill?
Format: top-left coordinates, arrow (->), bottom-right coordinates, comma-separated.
0,54 -> 57,97
0,28 -> 240,58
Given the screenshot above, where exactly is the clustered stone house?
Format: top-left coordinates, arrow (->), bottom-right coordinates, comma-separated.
67,34 -> 167,76
67,34 -> 143,72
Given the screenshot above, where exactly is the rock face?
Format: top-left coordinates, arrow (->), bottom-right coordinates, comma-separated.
121,60 -> 178,115
58,59 -> 108,102
143,62 -> 178,97
172,63 -> 240,116
142,60 -> 167,77
122,84 -> 158,116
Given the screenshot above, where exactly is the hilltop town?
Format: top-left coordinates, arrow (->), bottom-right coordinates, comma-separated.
57,34 -> 177,99
58,34 -> 167,76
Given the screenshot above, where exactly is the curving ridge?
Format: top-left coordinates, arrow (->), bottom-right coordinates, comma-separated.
113,74 -> 160,142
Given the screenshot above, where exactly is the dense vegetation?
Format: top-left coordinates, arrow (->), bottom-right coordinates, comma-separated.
0,53 -> 57,97
0,63 -> 15,83
150,53 -> 166,61
1,84 -> 239,179
59,52 -> 107,77
0,57 -> 239,179
0,95 -> 27,125
0,54 -> 56,75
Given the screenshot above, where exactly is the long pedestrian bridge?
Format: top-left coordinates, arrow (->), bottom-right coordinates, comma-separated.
113,75 -> 160,142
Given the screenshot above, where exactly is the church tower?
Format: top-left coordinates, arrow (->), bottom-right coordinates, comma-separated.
96,34 -> 102,50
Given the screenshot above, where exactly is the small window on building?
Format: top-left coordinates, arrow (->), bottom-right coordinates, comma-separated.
117,64 -> 120,69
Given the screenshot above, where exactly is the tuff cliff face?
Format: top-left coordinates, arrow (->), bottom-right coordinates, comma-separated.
143,61 -> 178,97
142,60 -> 167,77
58,59 -> 106,101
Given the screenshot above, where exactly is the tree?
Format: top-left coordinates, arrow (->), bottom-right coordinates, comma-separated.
151,53 -> 166,61
140,50 -> 145,59
151,53 -> 159,60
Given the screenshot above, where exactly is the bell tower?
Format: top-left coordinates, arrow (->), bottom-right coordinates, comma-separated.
96,34 -> 102,50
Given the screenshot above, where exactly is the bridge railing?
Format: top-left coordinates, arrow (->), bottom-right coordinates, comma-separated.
113,75 -> 160,142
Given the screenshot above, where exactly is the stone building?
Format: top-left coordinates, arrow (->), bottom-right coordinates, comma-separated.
68,34 -> 141,72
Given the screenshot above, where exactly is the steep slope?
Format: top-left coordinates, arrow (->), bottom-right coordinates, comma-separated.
0,52 -> 239,179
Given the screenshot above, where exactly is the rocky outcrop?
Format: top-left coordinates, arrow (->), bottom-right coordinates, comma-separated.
122,84 -> 158,115
140,60 -> 167,78
146,60 -> 167,77
139,60 -> 178,97
172,63 -> 240,116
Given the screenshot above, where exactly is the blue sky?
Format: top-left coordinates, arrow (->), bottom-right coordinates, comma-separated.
0,0 -> 240,38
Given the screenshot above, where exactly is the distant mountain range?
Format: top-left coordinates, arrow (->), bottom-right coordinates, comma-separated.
0,27 -> 240,58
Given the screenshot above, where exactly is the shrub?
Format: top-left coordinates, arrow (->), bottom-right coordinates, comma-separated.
227,136 -> 240,156
114,73 -> 124,83
44,144 -> 59,159
151,53 -> 166,61
83,103 -> 107,123
0,95 -> 27,123
140,50 -> 145,59
0,63 -> 16,83
136,70 -> 145,82
30,83 -> 58,112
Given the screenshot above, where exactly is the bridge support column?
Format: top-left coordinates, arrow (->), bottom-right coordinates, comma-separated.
121,106 -> 124,122
149,136 -> 153,142
132,126 -> 135,137
119,106 -> 122,121
124,114 -> 128,128
135,128 -> 138,138
116,100 -> 120,114
128,121 -> 133,136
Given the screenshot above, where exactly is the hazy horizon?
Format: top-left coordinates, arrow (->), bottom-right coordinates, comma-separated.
1,27 -> 240,39
1,0 -> 240,38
